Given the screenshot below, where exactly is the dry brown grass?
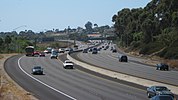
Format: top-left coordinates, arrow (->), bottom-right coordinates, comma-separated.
0,54 -> 37,100
164,60 -> 178,69
128,50 -> 178,69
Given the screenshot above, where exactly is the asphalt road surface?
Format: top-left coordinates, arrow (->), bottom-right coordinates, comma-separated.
5,54 -> 148,100
76,44 -> 178,86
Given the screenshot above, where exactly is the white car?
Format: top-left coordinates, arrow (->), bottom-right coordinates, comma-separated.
59,48 -> 65,53
63,60 -> 74,69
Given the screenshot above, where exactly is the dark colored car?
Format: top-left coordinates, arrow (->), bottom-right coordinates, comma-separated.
32,66 -> 43,75
119,55 -> 128,62
97,47 -> 102,51
92,48 -> 98,54
156,63 -> 169,71
112,49 -> 117,53
68,48 -> 74,55
150,95 -> 174,100
110,47 -> 113,51
83,49 -> 88,53
147,86 -> 174,98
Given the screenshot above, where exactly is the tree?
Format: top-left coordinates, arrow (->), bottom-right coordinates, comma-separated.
172,12 -> 178,27
94,24 -> 98,28
4,35 -> 12,53
0,37 -> 3,46
85,21 -> 93,33
5,35 -> 12,44
0,37 -> 4,53
141,19 -> 155,43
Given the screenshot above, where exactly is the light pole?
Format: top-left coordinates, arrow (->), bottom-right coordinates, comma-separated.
67,26 -> 70,48
13,25 -> 27,53
13,25 -> 27,32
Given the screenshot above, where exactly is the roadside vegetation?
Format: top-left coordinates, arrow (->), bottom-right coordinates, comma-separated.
112,0 -> 178,59
0,54 -> 36,100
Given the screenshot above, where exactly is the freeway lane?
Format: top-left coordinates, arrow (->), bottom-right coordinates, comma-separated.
5,55 -> 148,100
4,55 -> 71,100
77,45 -> 178,86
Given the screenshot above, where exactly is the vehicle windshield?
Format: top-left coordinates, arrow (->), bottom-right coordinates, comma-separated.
65,61 -> 72,63
52,52 -> 57,55
34,66 -> 41,69
156,87 -> 168,91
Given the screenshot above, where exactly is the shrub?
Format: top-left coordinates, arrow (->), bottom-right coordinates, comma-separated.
157,48 -> 168,57
164,47 -> 178,59
130,41 -> 141,49
139,42 -> 164,55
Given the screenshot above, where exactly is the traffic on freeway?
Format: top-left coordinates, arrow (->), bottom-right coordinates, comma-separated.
4,41 -> 178,100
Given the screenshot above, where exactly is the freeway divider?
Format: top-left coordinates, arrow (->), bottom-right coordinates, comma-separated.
67,54 -> 178,95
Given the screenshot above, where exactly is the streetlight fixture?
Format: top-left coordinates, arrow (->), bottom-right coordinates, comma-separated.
13,25 -> 27,32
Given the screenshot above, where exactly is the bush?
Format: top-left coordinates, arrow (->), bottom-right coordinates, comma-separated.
139,42 -> 164,55
164,47 -> 178,59
157,48 -> 168,57
130,41 -> 141,49
158,39 -> 178,59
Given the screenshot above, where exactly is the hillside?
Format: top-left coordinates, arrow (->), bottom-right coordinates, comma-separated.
112,0 -> 178,59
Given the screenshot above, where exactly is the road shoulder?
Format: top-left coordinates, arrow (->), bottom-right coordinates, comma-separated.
0,54 -> 37,100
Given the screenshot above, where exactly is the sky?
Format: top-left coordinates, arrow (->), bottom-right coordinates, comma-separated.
0,0 -> 151,33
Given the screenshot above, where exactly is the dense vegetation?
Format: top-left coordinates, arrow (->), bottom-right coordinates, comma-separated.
112,0 -> 178,59
0,35 -> 32,53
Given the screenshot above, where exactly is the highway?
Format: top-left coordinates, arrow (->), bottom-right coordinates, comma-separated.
5,54 -> 148,100
76,44 -> 178,86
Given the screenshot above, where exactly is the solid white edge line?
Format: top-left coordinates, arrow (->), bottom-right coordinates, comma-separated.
18,56 -> 77,100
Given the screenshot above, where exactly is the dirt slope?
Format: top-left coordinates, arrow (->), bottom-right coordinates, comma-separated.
0,54 -> 37,100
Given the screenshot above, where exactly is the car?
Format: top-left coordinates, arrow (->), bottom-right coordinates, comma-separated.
156,63 -> 169,71
150,95 -> 174,100
112,49 -> 117,53
88,48 -> 93,52
50,51 -> 58,59
59,48 -> 65,53
65,48 -> 70,51
39,52 -> 45,57
92,48 -> 98,54
147,86 -> 174,98
83,49 -> 88,53
33,51 -> 40,57
44,50 -> 49,53
32,66 -> 43,75
110,47 -> 113,51
97,47 -> 102,51
119,55 -> 128,62
68,48 -> 74,55
63,60 -> 74,69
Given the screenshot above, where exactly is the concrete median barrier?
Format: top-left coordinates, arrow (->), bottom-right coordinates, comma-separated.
67,54 -> 178,95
